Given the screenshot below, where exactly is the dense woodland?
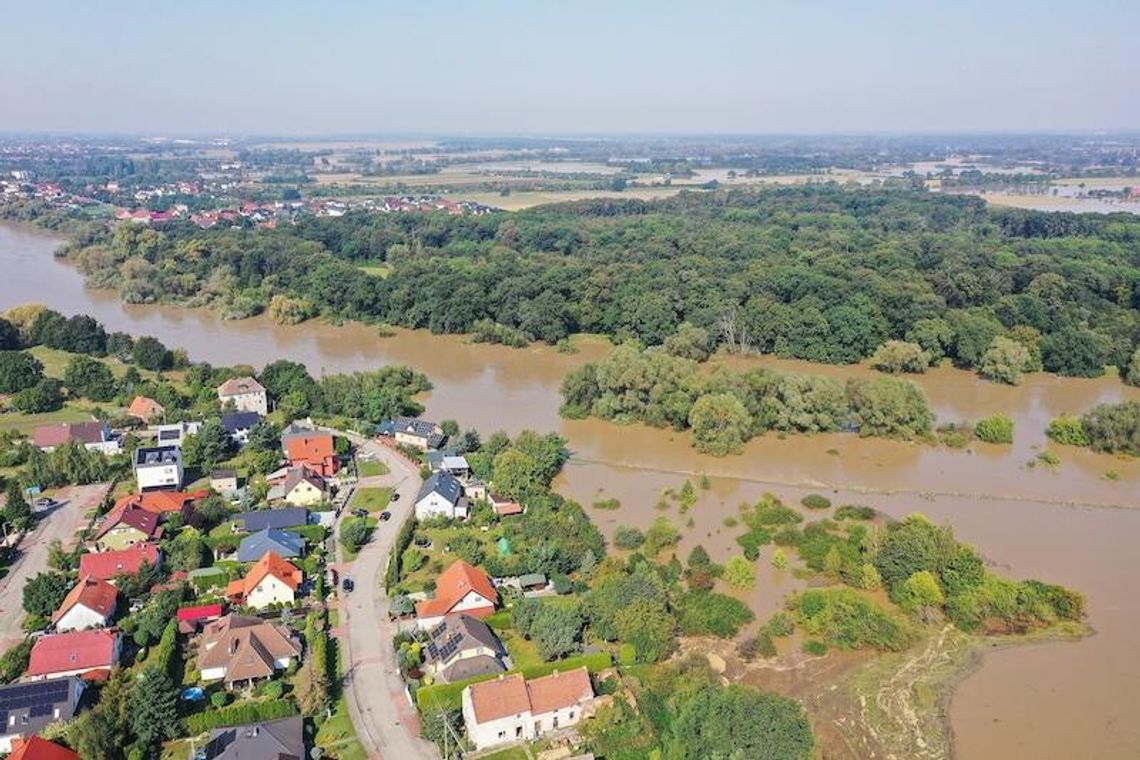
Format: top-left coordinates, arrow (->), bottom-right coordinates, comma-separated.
55,185 -> 1140,378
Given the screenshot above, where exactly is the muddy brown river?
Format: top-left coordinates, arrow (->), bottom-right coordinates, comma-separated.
3,222 -> 1139,758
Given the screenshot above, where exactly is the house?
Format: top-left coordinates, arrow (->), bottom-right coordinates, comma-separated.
134,446 -> 183,491
25,629 -> 120,680
32,421 -> 120,455
220,411 -> 262,446
268,467 -> 327,507
0,677 -> 85,753
195,716 -> 304,760
95,505 -> 159,551
176,603 -> 224,634
210,469 -> 240,497
462,667 -> 596,751
423,614 -> 508,683
489,493 -> 524,517
127,396 -> 165,422
426,451 -> 470,477
415,560 -> 497,629
392,416 -> 445,450
241,507 -> 308,533
8,736 -> 81,760
415,472 -> 467,521
283,431 -> 339,477
112,490 -> 203,523
237,528 -> 305,563
52,577 -> 118,632
153,421 -> 200,448
78,543 -> 161,582
216,377 -> 268,415
197,615 -> 301,687
225,552 -> 302,609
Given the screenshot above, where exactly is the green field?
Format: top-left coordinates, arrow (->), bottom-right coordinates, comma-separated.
0,403 -> 95,434
357,459 -> 390,477
349,486 -> 392,513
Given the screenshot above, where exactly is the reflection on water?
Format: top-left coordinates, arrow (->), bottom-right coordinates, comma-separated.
4,222 -> 1140,759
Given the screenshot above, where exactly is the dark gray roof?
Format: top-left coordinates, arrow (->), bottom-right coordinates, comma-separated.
440,654 -> 506,684
394,416 -> 438,438
201,716 -> 304,760
237,528 -> 305,562
221,412 -> 262,433
425,613 -> 505,668
0,676 -> 83,739
135,445 -> 181,467
416,472 -> 462,505
241,508 -> 308,532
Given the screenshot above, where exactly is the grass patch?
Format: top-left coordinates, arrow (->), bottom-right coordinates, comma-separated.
479,748 -> 532,760
349,487 -> 392,513
357,459 -> 390,477
315,632 -> 368,760
358,263 -> 392,279
501,631 -> 544,670
0,403 -> 95,434
27,345 -> 185,388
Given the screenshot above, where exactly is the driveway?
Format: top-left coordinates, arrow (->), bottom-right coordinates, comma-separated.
331,432 -> 436,760
0,482 -> 110,648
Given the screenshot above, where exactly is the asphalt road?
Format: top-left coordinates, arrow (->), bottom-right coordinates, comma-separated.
0,482 -> 110,648
334,432 -> 437,760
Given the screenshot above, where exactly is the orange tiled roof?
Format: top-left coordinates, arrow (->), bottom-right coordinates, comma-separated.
285,434 -> 335,463
113,490 -> 205,516
8,736 -> 80,760
228,551 -> 302,600
52,576 -> 117,624
217,376 -> 265,396
467,667 -> 593,723
415,559 -> 496,619
127,396 -> 164,420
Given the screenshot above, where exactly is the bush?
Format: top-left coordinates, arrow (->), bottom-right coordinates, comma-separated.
802,639 -> 829,656
186,699 -> 297,734
643,517 -> 680,556
974,413 -> 1014,444
210,692 -> 230,708
766,611 -> 795,637
801,494 -> 831,510
736,632 -> 776,661
1046,415 -> 1090,447
723,556 -> 755,589
869,340 -> 929,374
790,588 -> 914,651
978,336 -> 1032,385
618,643 -> 637,666
834,505 -> 876,521
592,498 -> 621,511
1078,401 -> 1140,455
613,526 -> 645,551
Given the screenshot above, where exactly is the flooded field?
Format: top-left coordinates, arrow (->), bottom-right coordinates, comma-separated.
2,222 -> 1139,758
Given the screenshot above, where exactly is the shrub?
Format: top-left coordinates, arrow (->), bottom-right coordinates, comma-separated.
723,556 -> 755,589
801,494 -> 831,510
613,526 -> 645,551
974,413 -> 1014,444
834,505 -> 876,521
210,692 -> 230,708
737,632 -> 776,661
618,643 -> 637,666
802,639 -> 829,656
766,611 -> 795,637
790,588 -> 914,651
592,498 -> 622,511
978,336 -> 1032,385
1046,415 -> 1090,447
1079,401 -> 1140,455
869,340 -> 929,374
185,699 -> 297,734
643,517 -> 680,556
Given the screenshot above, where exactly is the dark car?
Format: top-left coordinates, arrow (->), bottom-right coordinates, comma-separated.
342,578 -> 354,592
378,511 -> 392,522
352,508 -> 368,519
390,492 -> 400,501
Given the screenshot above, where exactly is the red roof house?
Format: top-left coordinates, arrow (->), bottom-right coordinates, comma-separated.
51,577 -> 119,632
25,629 -> 120,680
78,544 -> 161,582
112,490 -> 205,521
127,395 -> 165,422
284,433 -> 339,477
415,560 -> 497,627
176,603 -> 225,634
8,737 -> 81,760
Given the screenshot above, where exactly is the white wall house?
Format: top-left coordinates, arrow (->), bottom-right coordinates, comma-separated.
462,668 -> 595,751
217,377 -> 269,415
134,446 -> 183,491
247,574 -> 297,609
414,472 -> 468,521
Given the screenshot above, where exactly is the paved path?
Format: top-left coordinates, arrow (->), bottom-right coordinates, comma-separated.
330,431 -> 436,760
0,482 -> 110,648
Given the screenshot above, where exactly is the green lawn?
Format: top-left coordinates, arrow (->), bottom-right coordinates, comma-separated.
0,403 -> 95,434
349,486 -> 392,513
358,263 -> 392,279
502,631 -> 543,669
357,459 -> 390,477
398,526 -> 503,592
480,747 -> 532,760
28,345 -> 186,387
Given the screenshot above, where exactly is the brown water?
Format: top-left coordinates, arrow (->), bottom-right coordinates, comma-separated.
3,222 -> 1139,758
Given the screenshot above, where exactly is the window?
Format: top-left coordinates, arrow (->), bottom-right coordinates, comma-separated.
497,731 -> 505,739
515,726 -> 523,738
553,715 -> 559,729
569,711 -> 575,720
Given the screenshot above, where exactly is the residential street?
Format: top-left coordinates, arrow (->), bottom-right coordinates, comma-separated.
333,432 -> 437,760
0,482 -> 110,649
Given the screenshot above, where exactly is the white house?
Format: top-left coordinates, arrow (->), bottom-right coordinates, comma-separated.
217,377 -> 268,415
134,445 -> 183,491
151,421 -> 201,448
225,552 -> 302,611
462,667 -> 596,751
52,577 -> 118,632
414,560 -> 497,630
414,472 -> 468,521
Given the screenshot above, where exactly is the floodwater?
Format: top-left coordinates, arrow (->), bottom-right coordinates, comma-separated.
3,222 -> 1140,758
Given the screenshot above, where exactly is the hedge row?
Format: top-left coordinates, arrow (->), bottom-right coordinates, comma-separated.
385,514 -> 416,592
414,651 -> 612,713
184,698 -> 298,734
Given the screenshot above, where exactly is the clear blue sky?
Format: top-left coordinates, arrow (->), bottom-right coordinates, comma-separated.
4,0 -> 1137,134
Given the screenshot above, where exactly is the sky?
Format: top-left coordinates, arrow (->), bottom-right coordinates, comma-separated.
3,0 -> 1138,135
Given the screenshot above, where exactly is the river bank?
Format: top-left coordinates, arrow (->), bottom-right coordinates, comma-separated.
3,221 -> 1139,758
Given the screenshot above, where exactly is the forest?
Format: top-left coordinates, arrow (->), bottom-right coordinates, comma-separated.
56,185 -> 1140,377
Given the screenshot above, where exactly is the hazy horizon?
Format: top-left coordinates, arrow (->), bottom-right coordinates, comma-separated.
5,1 -> 1138,134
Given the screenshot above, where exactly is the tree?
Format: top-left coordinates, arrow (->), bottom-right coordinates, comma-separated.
897,570 -> 945,622
724,556 -> 755,589
440,419 -> 460,438
11,378 -> 64,413
491,448 -> 540,499
340,518 -> 371,554
129,666 -> 180,752
978,337 -> 1032,385
63,355 -> 116,400
182,419 -> 234,470
0,351 -> 44,393
906,318 -> 954,364
1125,348 -> 1140,387
22,572 -> 71,618
846,376 -> 933,440
132,336 -> 172,370
873,515 -> 957,591
688,393 -> 751,455
663,323 -> 712,361
869,340 -> 929,374
1042,327 -> 1107,378
4,480 -> 34,531
613,526 -> 645,550
643,516 -> 680,556
0,318 -> 20,350
673,684 -> 814,760
532,604 -> 584,660
66,670 -> 132,759
614,598 -> 676,663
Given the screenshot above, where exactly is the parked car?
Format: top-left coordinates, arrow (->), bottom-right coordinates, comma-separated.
378,511 -> 392,522
390,492 -> 400,501
352,508 -> 368,519
342,578 -> 355,592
